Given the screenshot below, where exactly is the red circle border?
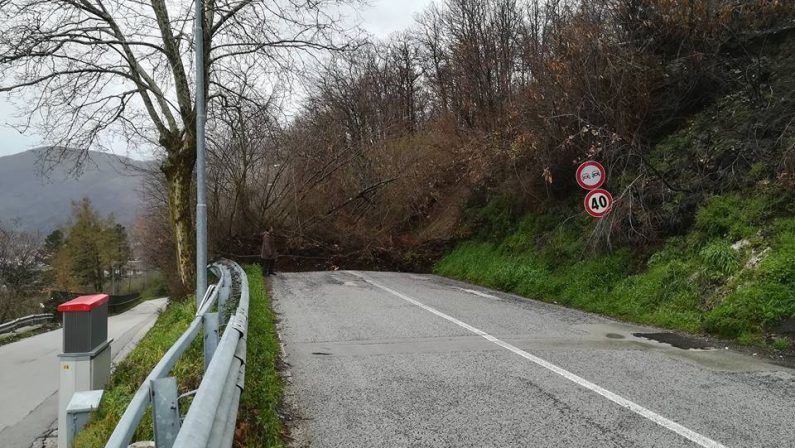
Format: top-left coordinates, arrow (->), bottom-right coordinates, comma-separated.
576,161 -> 606,190
584,188 -> 614,218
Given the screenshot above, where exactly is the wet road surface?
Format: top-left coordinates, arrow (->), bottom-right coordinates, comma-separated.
273,271 -> 794,448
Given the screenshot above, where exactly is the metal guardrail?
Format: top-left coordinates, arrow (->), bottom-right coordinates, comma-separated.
0,313 -> 53,335
107,294 -> 143,314
104,260 -> 249,448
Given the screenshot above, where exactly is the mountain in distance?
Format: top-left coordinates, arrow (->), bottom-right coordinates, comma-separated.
0,148 -> 153,234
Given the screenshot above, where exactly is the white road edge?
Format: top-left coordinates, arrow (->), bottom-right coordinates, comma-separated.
454,287 -> 501,300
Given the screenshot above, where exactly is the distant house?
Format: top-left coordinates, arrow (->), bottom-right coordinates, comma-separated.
124,259 -> 146,277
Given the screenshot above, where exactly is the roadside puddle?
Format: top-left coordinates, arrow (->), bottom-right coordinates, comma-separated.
632,332 -> 711,350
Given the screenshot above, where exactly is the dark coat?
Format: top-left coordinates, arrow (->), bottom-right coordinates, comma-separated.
260,231 -> 277,259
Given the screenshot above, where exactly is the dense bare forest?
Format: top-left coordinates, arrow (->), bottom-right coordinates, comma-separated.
128,0 -> 795,292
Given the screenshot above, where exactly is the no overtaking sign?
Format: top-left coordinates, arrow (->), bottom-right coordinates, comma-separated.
576,161 -> 605,190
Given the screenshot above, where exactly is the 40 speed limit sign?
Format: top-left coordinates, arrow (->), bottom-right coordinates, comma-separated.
584,189 -> 613,217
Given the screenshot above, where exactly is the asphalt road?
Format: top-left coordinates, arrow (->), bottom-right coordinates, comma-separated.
273,271 -> 795,448
0,298 -> 167,448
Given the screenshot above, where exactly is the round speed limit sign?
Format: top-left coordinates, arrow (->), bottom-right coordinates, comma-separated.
584,189 -> 613,217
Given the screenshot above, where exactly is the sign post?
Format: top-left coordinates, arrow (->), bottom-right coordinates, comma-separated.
576,161 -> 613,218
195,0 -> 207,305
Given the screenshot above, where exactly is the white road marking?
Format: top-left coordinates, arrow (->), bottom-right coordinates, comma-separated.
454,287 -> 500,300
351,272 -> 727,448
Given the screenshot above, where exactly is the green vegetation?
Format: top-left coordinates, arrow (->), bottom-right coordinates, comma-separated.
126,271 -> 168,300
436,190 -> 795,348
139,277 -> 168,300
53,198 -> 131,292
74,300 -> 202,447
74,265 -> 285,447
237,264 -> 285,447
435,35 -> 795,348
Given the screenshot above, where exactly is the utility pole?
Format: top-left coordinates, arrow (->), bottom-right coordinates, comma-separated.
195,0 -> 207,306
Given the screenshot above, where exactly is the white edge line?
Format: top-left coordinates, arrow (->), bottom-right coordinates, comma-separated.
455,287 -> 500,300
351,272 -> 726,448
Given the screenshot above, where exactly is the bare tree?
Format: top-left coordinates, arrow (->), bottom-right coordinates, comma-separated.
417,3 -> 451,113
0,224 -> 43,322
0,0 -> 359,292
207,94 -> 291,242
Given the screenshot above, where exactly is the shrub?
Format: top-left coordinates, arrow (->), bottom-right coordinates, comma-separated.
464,194 -> 520,241
699,241 -> 740,276
757,232 -> 795,285
705,281 -> 794,337
771,337 -> 792,351
695,195 -> 762,240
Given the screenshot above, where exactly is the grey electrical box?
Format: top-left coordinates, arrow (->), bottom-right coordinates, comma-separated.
58,294 -> 109,353
57,294 -> 112,448
65,390 -> 104,447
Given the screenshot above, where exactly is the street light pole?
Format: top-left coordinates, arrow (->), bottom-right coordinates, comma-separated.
195,0 -> 207,306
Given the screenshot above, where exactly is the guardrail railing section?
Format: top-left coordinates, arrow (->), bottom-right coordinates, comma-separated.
104,259 -> 250,448
0,313 -> 53,335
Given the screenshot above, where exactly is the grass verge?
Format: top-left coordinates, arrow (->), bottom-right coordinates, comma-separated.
236,264 -> 285,447
73,265 -> 285,447
73,299 -> 203,447
435,191 -> 795,349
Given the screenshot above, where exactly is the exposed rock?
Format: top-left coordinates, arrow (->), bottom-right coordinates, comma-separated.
731,239 -> 751,251
745,247 -> 771,269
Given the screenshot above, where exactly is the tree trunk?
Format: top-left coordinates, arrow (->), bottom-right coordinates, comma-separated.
162,135 -> 197,297
95,255 -> 103,292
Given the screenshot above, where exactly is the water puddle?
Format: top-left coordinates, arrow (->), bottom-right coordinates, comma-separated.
633,332 -> 711,350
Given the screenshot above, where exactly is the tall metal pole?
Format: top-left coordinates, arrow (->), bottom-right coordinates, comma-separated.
194,0 -> 207,306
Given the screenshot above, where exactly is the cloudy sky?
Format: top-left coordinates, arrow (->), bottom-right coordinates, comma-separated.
0,0 -> 436,159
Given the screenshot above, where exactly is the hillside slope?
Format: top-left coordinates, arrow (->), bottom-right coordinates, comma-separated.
435,27 -> 795,353
0,149 -> 149,233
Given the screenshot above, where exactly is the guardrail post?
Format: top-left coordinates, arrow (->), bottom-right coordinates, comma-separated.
151,377 -> 181,448
203,312 -> 220,371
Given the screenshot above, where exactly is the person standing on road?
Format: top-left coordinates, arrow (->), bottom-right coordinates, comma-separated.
260,227 -> 277,276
